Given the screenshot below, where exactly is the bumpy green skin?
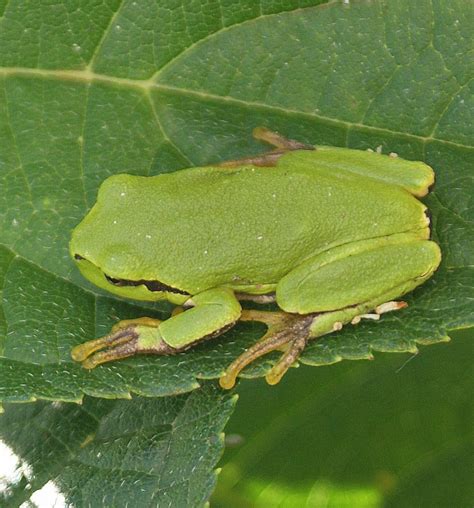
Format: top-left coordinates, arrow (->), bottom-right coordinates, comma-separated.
70,143 -> 441,377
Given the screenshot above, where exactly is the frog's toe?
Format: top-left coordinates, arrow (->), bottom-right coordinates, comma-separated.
219,313 -> 313,389
72,321 -> 174,369
265,334 -> 307,385
80,338 -> 139,369
71,326 -> 137,363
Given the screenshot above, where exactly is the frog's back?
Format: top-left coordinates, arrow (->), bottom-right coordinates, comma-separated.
82,157 -> 428,294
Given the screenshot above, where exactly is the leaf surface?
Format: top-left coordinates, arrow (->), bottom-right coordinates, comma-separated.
0,0 -> 472,401
213,330 -> 474,507
0,383 -> 235,507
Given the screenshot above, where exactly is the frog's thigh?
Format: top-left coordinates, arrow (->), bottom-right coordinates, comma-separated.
314,147 -> 435,196
159,288 -> 242,349
276,240 -> 441,314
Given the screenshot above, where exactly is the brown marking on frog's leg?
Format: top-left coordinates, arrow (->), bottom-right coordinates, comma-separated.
218,150 -> 287,168
252,127 -> 314,151
219,128 -> 314,168
219,311 -> 313,389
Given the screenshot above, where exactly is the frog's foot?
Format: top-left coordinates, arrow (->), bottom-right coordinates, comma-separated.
219,128 -> 313,168
219,310 -> 313,389
71,317 -> 175,369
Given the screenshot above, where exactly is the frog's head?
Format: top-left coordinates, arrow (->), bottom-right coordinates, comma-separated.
71,233 -> 189,304
69,175 -> 189,304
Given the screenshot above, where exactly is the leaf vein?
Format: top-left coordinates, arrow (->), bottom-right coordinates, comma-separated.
86,0 -> 128,71
150,1 -> 338,81
2,80 -> 34,205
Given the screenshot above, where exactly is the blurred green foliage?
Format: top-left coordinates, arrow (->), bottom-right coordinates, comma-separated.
214,329 -> 473,507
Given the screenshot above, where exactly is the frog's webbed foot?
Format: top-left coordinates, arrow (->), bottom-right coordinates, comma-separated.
219,128 -> 314,168
71,317 -> 175,369
219,310 -> 313,389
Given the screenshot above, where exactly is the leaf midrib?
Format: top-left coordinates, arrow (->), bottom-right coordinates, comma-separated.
0,67 -> 471,151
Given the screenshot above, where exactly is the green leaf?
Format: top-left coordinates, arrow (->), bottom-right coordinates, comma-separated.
212,329 -> 474,508
0,383 -> 236,507
0,0 -> 472,401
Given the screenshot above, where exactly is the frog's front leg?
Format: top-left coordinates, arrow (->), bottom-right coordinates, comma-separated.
71,288 -> 241,369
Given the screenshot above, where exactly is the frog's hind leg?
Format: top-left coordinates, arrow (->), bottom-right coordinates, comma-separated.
219,310 -> 313,389
252,127 -> 313,151
219,128 -> 313,168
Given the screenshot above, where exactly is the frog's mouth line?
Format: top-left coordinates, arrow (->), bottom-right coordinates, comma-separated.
74,254 -> 189,295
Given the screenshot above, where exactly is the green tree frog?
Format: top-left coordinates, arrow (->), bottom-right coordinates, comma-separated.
70,128 -> 441,389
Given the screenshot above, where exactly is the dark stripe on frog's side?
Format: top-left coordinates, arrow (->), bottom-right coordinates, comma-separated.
104,274 -> 190,295
73,254 -> 190,295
